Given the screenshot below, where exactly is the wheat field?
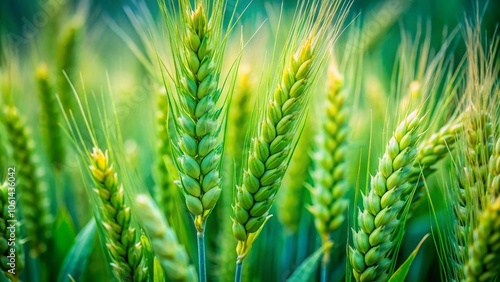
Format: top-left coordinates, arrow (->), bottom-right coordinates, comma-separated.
0,0 -> 499,281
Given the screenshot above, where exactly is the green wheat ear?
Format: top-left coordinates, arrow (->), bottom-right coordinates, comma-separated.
88,148 -> 148,281
350,110 -> 424,282
159,0 -> 228,233
134,194 -> 198,282
2,105 -> 52,258
232,0 -> 349,264
36,63 -> 65,170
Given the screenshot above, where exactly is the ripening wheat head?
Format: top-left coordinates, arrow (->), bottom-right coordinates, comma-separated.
2,105 -> 51,258
158,0 -> 229,232
232,0 -> 350,263
134,194 -> 198,282
308,64 -> 349,242
350,110 -> 424,282
89,148 -> 147,281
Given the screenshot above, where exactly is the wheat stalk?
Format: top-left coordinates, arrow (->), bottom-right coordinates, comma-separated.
350,110 -> 423,282
134,194 -> 198,282
89,148 -> 147,281
2,105 -> 51,258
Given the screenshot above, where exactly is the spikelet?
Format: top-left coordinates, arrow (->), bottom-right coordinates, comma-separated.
88,148 -> 147,281
2,105 -> 51,258
350,110 -> 423,282
134,194 -> 198,282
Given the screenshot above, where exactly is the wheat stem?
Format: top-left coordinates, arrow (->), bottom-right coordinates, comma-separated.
197,224 -> 207,282
234,262 -> 243,282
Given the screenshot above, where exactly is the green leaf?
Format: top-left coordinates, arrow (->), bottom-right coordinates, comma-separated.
286,241 -> 333,282
51,208 -> 77,274
388,234 -> 430,282
57,219 -> 97,282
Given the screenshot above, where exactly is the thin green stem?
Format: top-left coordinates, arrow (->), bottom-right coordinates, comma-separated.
197,230 -> 206,282
320,254 -> 329,282
234,261 -> 243,282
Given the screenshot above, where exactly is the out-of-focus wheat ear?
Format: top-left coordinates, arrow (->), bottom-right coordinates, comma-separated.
350,110 -> 424,282
134,194 -> 198,282
488,138 -> 500,197
278,122 -> 313,235
36,63 -> 65,170
0,181 -> 25,281
2,105 -> 52,258
308,65 -> 348,281
56,18 -> 82,113
88,148 -> 148,281
464,196 -> 500,281
410,118 -> 464,207
154,87 -> 177,222
217,66 -> 254,281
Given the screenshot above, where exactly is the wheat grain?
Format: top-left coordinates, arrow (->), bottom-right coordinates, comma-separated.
2,105 -> 51,258
350,110 -> 423,282
89,148 -> 147,281
134,194 -> 198,282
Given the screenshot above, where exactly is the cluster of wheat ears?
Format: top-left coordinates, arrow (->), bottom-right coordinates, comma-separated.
0,0 -> 499,281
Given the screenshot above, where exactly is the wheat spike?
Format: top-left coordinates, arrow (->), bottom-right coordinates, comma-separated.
309,65 -> 349,240
89,148 -> 147,281
464,196 -> 500,282
134,194 -> 198,282
2,105 -> 51,258
160,0 -> 226,232
350,110 -> 423,282
36,63 -> 65,170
